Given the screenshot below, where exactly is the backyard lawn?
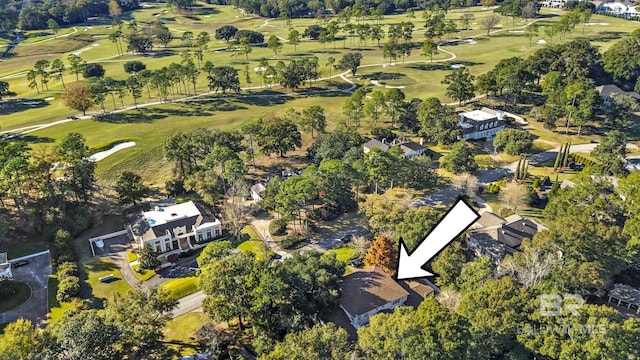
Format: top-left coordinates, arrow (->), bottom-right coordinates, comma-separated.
83,257 -> 131,300
237,226 -> 275,260
163,312 -> 210,357
325,246 -> 357,263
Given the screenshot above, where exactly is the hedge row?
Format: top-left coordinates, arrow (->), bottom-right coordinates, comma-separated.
56,261 -> 80,303
571,154 -> 597,168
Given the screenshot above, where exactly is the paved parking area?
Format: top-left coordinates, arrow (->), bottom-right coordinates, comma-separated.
0,251 -> 52,327
299,225 -> 370,253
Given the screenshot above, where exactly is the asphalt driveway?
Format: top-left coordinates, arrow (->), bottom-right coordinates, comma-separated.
0,251 -> 52,327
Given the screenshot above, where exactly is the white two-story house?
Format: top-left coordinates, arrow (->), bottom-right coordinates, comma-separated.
459,107 -> 507,140
128,201 -> 222,258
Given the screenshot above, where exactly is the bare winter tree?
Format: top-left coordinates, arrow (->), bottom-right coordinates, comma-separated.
500,246 -> 562,287
221,179 -> 250,239
451,173 -> 479,198
352,235 -> 370,257
498,181 -> 527,212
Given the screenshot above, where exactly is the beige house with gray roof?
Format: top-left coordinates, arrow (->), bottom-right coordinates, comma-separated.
339,266 -> 410,329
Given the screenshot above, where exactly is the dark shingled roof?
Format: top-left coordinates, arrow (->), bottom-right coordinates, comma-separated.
151,215 -> 200,237
400,141 -> 426,152
340,266 -> 409,317
497,218 -> 537,249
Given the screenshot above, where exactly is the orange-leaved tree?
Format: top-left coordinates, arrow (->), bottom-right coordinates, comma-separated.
364,234 -> 398,276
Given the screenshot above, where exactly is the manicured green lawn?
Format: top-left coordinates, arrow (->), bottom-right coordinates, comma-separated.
325,246 -> 357,263
237,226 -> 275,259
131,264 -> 155,282
0,282 -> 31,313
127,251 -> 138,262
160,276 -> 198,301
46,276 -> 73,325
1,4 -> 638,191
83,257 -> 132,300
163,312 -> 210,357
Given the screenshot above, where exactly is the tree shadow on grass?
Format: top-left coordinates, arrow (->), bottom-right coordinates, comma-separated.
407,63 -> 450,71
181,100 -> 247,113
583,31 -> 624,43
0,98 -> 50,116
152,49 -> 177,58
234,95 -> 293,107
309,49 -> 341,54
193,5 -> 221,15
2,134 -> 55,143
93,109 -> 167,123
359,72 -> 404,81
408,60 -> 482,72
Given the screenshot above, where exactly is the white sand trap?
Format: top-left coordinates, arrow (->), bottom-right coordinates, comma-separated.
44,97 -> 54,101
508,30 -> 525,33
465,39 -> 477,44
370,79 -> 405,89
253,66 -> 266,72
89,142 -> 136,162
537,39 -> 547,44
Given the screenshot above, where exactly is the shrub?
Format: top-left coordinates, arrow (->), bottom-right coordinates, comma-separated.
281,235 -> 305,249
493,129 -> 533,155
269,218 -> 287,236
57,262 -> 78,279
0,277 -> 17,300
532,178 -> 540,189
139,244 -> 161,270
56,276 -> 80,302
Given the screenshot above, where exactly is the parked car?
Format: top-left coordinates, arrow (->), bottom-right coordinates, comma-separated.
351,259 -> 364,268
340,234 -> 353,244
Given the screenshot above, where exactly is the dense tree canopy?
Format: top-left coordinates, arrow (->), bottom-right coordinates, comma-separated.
441,141 -> 478,174
493,129 -> 533,155
357,298 -> 473,359
256,117 -> 302,157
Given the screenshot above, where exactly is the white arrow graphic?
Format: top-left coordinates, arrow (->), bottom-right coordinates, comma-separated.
396,198 -> 480,280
